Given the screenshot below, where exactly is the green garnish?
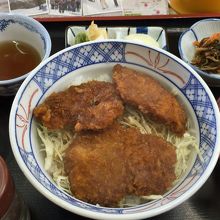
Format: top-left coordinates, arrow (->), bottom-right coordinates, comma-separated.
74,32 -> 89,44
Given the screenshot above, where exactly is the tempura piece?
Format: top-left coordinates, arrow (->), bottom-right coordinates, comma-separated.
112,64 -> 187,136
87,21 -> 108,41
64,123 -> 177,207
34,81 -> 124,132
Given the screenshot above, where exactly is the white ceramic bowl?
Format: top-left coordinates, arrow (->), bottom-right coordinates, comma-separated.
0,13 -> 51,96
178,18 -> 220,87
9,40 -> 220,220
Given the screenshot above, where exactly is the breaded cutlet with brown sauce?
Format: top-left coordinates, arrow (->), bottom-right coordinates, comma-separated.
33,80 -> 124,132
64,122 -> 177,207
112,64 -> 187,136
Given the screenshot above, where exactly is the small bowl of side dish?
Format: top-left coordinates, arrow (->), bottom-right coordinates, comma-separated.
179,18 -> 220,87
9,40 -> 220,220
0,13 -> 51,96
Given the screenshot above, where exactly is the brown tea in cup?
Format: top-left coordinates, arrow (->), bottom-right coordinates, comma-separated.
0,40 -> 41,80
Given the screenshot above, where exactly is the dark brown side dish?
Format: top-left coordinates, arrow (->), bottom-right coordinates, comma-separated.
191,33 -> 220,73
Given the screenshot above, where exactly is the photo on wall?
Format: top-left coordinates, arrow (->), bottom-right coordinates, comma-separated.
83,0 -> 123,16
9,0 -> 49,16
49,0 -> 82,16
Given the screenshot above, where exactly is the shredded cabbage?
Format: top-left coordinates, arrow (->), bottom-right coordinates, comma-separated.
37,125 -> 73,194
119,195 -> 163,208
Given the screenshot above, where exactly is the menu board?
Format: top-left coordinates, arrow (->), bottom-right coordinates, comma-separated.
0,0 -> 169,16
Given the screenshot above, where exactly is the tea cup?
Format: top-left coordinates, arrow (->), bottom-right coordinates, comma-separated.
0,13 -> 51,96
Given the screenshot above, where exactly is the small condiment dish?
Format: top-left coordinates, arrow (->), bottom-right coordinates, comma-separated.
179,18 -> 220,87
0,13 -> 51,96
66,25 -> 167,50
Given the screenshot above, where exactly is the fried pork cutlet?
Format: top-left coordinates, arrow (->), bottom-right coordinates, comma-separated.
34,81 -> 124,132
64,123 -> 177,207
112,64 -> 187,136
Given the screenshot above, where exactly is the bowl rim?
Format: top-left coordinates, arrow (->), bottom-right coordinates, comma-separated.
0,13 -> 52,86
178,18 -> 220,81
9,39 -> 220,220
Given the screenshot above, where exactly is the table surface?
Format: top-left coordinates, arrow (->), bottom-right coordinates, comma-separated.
0,17 -> 220,220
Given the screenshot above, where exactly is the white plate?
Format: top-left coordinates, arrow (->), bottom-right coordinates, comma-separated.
65,26 -> 167,50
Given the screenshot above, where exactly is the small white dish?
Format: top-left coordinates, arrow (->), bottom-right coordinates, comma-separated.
179,18 -> 220,87
65,26 -> 167,50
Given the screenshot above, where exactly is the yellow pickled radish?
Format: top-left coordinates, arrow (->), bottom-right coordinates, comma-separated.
87,21 -> 108,41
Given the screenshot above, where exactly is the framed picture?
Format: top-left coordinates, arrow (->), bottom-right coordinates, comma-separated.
9,0 -> 49,16
49,0 -> 82,16
83,0 -> 123,16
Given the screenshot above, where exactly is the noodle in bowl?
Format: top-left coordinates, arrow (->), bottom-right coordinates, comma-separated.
9,40 -> 220,219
